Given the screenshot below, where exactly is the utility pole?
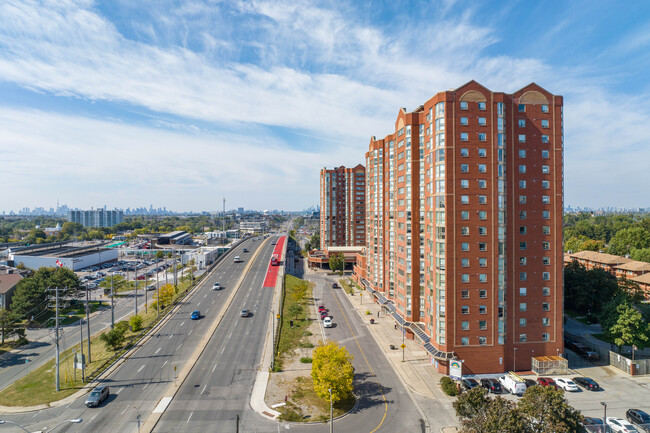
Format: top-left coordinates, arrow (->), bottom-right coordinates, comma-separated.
54,287 -> 60,392
222,197 -> 226,234
144,274 -> 148,314
173,250 -> 177,289
135,267 -> 138,315
86,285 -> 91,363
156,267 -> 160,317
329,388 -> 333,433
110,276 -> 115,329
79,314 -> 85,382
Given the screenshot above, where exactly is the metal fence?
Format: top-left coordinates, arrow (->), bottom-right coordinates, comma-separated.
565,331 -> 610,365
609,351 -> 650,375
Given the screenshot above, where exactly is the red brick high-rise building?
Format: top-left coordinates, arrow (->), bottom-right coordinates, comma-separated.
319,165 -> 366,250
363,81 -> 563,374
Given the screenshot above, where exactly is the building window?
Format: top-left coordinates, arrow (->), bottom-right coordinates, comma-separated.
461,226 -> 469,236
542,333 -> 549,341
520,318 -> 527,327
461,242 -> 470,251
542,287 -> 550,296
542,226 -> 550,235
461,274 -> 470,283
479,274 -> 487,282
461,132 -> 469,141
478,133 -> 486,141
519,149 -> 526,158
478,117 -> 486,126
461,164 -> 469,173
542,272 -> 550,281
479,289 -> 487,298
541,119 -> 549,128
520,303 -> 527,312
542,196 -> 550,204
520,257 -> 527,265
479,211 -> 487,220
519,334 -> 527,342
461,211 -> 469,220
479,305 -> 487,314
478,102 -> 486,110
519,180 -> 527,189
478,258 -> 487,267
518,119 -> 526,127
542,180 -> 550,189
478,148 -> 486,157
520,226 -> 527,235
542,241 -> 550,250
519,165 -> 526,173
520,211 -> 527,219
541,104 -> 549,113
460,117 -> 469,126
461,180 -> 469,188
520,242 -> 527,250
478,164 -> 486,173
542,135 -> 549,143
543,257 -> 550,265
478,336 -> 487,345
542,165 -> 550,174
518,104 -> 526,112
542,318 -> 550,327
542,150 -> 549,158
478,180 -> 487,188
460,148 -> 469,157
520,272 -> 527,281
518,134 -> 526,143
478,195 -> 487,204
543,210 -> 550,219
461,258 -> 470,267
479,320 -> 487,330
479,242 -> 487,251
460,101 -> 468,110
461,290 -> 469,299
478,226 -> 487,235
542,303 -> 550,311
519,195 -> 527,204
519,287 -> 527,296
461,337 -> 469,345
461,321 -> 469,330
461,195 -> 469,204
462,306 -> 469,314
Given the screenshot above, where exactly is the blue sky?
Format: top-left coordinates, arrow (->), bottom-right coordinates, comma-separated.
1,0 -> 649,212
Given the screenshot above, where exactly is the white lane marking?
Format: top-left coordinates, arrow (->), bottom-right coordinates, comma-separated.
153,396 -> 173,414
116,387 -> 123,394
143,383 -> 148,390
138,365 -> 145,372
187,412 -> 193,422
212,299 -> 215,304
180,321 -> 185,327
91,414 -> 97,422
188,329 -> 193,336
204,294 -> 207,298
197,302 -> 201,306
162,360 -> 168,368
220,346 -> 225,355
227,332 -> 232,340
155,347 -> 161,354
201,384 -> 207,394
121,407 -> 129,415
169,334 -> 174,339
212,363 -> 217,373
177,344 -> 182,351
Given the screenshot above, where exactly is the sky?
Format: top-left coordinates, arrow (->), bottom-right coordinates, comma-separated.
1,0 -> 649,212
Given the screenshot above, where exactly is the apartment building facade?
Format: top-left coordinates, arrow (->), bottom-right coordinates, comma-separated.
68,209 -> 124,228
363,81 -> 563,374
319,165 -> 366,250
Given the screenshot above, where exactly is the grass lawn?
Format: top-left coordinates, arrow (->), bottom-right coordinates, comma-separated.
338,279 -> 355,295
277,376 -> 355,422
275,274 -> 313,371
0,340 -> 23,357
0,276 -> 198,407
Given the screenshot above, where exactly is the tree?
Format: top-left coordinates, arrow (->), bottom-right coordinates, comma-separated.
609,302 -> 650,356
518,385 -> 585,433
563,261 -> 619,315
10,267 -> 80,322
631,247 -> 650,263
288,229 -> 296,239
99,327 -> 126,351
154,284 -> 175,309
329,253 -> 345,272
454,387 -> 526,433
311,341 -> 354,403
288,304 -> 303,320
99,275 -> 127,295
155,251 -> 164,260
0,309 -> 17,345
291,282 -> 308,304
130,315 -> 143,332
608,226 -> 650,256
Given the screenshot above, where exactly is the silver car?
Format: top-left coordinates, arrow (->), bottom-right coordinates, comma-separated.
85,385 -> 109,407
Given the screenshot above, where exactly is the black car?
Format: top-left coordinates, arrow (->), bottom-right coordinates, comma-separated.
627,409 -> 650,432
480,378 -> 502,394
461,378 -> 480,391
573,343 -> 601,361
524,379 -> 537,388
572,376 -> 600,391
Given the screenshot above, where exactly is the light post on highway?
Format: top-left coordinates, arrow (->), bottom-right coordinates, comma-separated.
329,388 -> 333,433
0,418 -> 82,432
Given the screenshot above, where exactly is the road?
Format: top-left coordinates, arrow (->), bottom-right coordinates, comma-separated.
0,236 -> 261,432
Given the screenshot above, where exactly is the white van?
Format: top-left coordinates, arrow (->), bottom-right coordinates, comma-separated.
233,256 -> 242,263
498,372 -> 527,395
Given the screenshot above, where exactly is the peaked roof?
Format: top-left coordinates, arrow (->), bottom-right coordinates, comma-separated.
0,273 -> 23,294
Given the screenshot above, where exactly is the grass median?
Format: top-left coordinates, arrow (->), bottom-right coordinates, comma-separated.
274,274 -> 314,371
0,279 -> 197,407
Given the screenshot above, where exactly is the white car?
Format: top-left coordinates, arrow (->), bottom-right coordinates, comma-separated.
323,317 -> 332,328
212,282 -> 221,290
554,377 -> 579,392
607,417 -> 640,432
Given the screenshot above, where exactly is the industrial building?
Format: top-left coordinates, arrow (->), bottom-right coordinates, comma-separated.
8,241 -> 118,271
157,231 -> 193,245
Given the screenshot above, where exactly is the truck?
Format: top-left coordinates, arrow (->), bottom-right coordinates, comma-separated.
498,372 -> 527,395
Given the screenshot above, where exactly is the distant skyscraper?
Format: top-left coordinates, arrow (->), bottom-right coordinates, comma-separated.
319,165 -> 366,250
361,81 -> 563,374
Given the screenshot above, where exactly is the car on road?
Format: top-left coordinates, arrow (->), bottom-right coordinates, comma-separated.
146,284 -> 156,291
243,248 -> 249,252
190,310 -> 200,320
536,377 -> 558,389
554,378 -> 579,392
480,378 -> 501,394
85,385 -> 110,407
573,376 -> 600,391
323,317 -> 332,328
626,409 -> 650,432
331,283 -> 337,288
318,305 -> 327,312
461,378 -> 480,391
607,417 -> 640,432
241,309 -> 251,317
212,282 -> 221,290
320,311 -> 329,320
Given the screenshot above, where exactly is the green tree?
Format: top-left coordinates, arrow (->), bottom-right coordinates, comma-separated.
154,284 -> 175,309
609,302 -> 650,356
311,341 -> 354,403
99,327 -> 126,351
454,387 -> 526,433
155,251 -> 164,260
563,261 -> 619,315
99,275 -> 127,295
518,385 -> 585,433
10,267 -> 80,322
61,222 -> 84,237
0,309 -> 16,345
630,247 -> 650,263
288,304 -> 303,320
608,226 -> 650,256
291,282 -> 307,304
329,253 -> 345,272
129,315 -> 143,332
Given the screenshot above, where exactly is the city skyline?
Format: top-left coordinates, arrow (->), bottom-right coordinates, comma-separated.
2,1 -> 650,210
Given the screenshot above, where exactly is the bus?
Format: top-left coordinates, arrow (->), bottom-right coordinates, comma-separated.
270,254 -> 279,266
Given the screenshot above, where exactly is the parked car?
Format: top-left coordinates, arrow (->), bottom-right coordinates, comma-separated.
573,343 -> 601,361
607,417 -> 640,432
240,309 -> 251,317
480,378 -> 502,394
190,310 -> 200,320
318,305 -> 326,312
85,385 -> 110,407
626,409 -> 650,432
555,378 -> 579,392
461,378 -> 480,391
323,317 -> 333,328
524,379 -> 537,388
583,417 -> 606,432
573,376 -> 600,391
537,377 -> 558,389
332,283 -> 337,288
320,311 -> 329,319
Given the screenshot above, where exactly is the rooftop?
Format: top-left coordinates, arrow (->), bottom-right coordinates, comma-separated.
569,250 -> 632,266
0,273 -> 23,294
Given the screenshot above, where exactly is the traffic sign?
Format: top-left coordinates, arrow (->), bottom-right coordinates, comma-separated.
400,344 -> 406,349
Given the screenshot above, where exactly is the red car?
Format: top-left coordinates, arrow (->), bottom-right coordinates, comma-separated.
320,311 -> 329,319
537,377 -> 558,389
318,305 -> 326,312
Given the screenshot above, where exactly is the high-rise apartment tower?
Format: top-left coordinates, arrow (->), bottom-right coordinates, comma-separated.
319,165 -> 366,250
363,81 -> 563,374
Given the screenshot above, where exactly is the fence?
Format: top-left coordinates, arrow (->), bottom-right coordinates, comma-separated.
609,351 -> 650,375
564,331 -> 610,365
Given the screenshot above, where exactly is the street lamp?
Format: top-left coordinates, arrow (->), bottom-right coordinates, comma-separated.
47,418 -> 83,432
329,388 -> 333,433
601,402 -> 607,431
0,419 -> 31,433
513,347 -> 518,372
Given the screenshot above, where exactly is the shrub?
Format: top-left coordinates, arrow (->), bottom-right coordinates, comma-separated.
365,310 -> 371,315
300,357 -> 313,363
299,342 -> 314,348
278,408 -> 302,422
130,315 -> 143,332
440,376 -> 458,396
302,331 -> 313,336
115,320 -> 129,334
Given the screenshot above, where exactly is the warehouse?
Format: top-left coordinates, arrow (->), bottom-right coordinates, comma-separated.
8,241 -> 118,271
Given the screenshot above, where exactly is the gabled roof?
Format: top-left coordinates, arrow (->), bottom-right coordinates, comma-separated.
631,273 -> 650,285
615,261 -> 650,273
569,250 -> 632,266
0,274 -> 23,294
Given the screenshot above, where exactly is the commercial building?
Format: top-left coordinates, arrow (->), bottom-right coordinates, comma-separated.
68,209 -> 124,228
8,241 -> 118,271
319,165 -> 366,250
157,231 -> 193,245
359,81 -> 563,374
239,220 -> 269,234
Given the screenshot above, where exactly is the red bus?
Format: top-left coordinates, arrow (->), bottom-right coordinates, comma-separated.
270,254 -> 279,266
